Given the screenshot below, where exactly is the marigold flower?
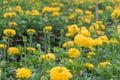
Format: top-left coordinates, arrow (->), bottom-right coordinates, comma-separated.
84,18 -> 91,23
117,29 -> 120,34
98,10 -> 103,14
8,47 -> 20,55
26,11 -> 31,15
89,21 -> 105,31
42,7 -> 60,13
63,41 -> 74,48
68,59 -> 73,63
85,10 -> 92,15
69,14 -> 76,19
31,9 -> 41,16
39,53 -> 55,61
68,48 -> 80,58
16,5 -> 23,13
46,53 -> 55,60
3,29 -> 16,37
44,26 -> 52,31
50,66 -> 72,80
87,52 -> 96,58
52,11 -> 60,17
67,24 -> 79,36
74,34 -> 94,48
93,38 -> 103,46
106,6 -> 112,10
27,29 -> 36,34
16,67 -> 32,79
27,47 -> 36,52
99,35 -> 108,43
65,33 -> 73,37
80,29 -> 90,37
75,8 -> 83,14
84,63 -> 94,69
4,12 -> 16,18
0,44 -> 5,49
96,30 -> 104,35
97,62 -> 112,70
9,22 -> 18,26
111,8 -> 120,19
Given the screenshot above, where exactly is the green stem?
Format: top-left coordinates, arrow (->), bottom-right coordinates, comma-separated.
44,32 -> 47,54
47,32 -> 51,52
29,34 -> 33,47
24,42 -> 27,67
60,29 -> 64,48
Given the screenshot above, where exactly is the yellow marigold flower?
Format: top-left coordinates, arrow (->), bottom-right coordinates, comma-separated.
84,63 -> 94,69
89,25 -> 94,31
106,6 -> 112,10
8,47 -> 20,55
39,55 -> 46,60
4,12 -> 16,18
9,22 -> 17,26
97,62 -> 112,70
31,9 -> 41,16
93,38 -> 103,46
98,10 -> 103,14
99,35 -> 108,43
39,53 -> 55,61
44,26 -> 52,31
65,33 -> 73,37
3,29 -> 16,37
84,18 -> 91,23
111,8 -> 120,19
6,7 -> 13,11
87,55 -> 92,59
27,47 -> 36,52
117,29 -> 120,34
96,21 -> 103,24
51,7 -> 60,12
80,29 -> 90,37
89,21 -> 105,31
26,11 -> 31,15
87,51 -> 96,58
63,41 -> 74,48
67,24 -> 79,36
94,23 -> 100,30
46,53 -> 55,60
96,30 -> 104,35
4,0 -> 8,4
74,34 -> 94,48
68,48 -> 80,58
16,5 -> 23,13
52,11 -> 60,17
16,67 -> 32,79
100,24 -> 105,30
0,44 -> 5,49
27,29 -> 36,34
42,7 -> 60,13
50,66 -> 72,80
88,51 -> 96,55
85,10 -> 92,15
75,8 -> 83,14
69,14 -> 76,19
68,59 -> 73,63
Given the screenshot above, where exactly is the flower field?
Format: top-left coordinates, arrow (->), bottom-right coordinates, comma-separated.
0,0 -> 120,80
